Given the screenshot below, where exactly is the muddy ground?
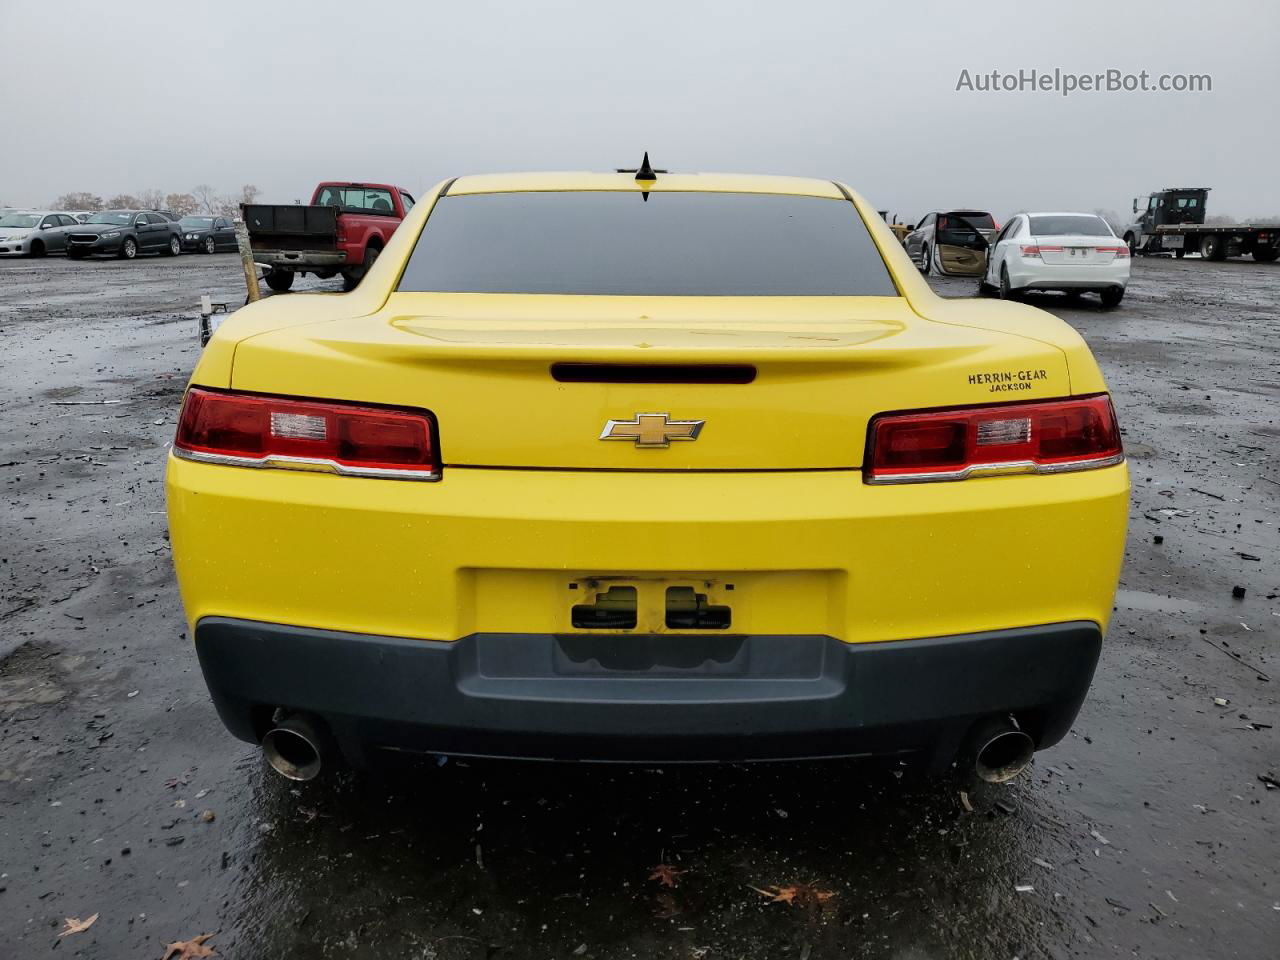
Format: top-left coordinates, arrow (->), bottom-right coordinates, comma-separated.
1,253 -> 1276,959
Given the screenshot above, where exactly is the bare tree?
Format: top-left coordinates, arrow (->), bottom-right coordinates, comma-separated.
136,188 -> 166,211
239,184 -> 261,205
191,184 -> 220,215
165,193 -> 200,217
105,194 -> 141,209
52,192 -> 104,211
1093,208 -> 1124,232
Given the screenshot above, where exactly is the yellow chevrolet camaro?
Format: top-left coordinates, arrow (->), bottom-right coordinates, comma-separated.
166,166 -> 1128,782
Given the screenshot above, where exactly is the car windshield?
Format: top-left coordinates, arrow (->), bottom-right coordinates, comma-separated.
180,217 -> 215,228
86,212 -> 134,225
0,214 -> 40,228
398,191 -> 899,296
1029,215 -> 1113,237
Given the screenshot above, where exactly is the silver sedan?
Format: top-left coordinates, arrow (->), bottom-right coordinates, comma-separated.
0,210 -> 81,257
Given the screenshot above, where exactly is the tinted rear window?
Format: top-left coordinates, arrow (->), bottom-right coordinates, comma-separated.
938,212 -> 994,230
397,192 -> 898,296
1028,215 -> 1113,237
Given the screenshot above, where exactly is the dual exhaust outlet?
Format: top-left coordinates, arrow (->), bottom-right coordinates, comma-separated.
259,711 -> 1035,783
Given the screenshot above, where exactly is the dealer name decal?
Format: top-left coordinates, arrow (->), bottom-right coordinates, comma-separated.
968,368 -> 1049,393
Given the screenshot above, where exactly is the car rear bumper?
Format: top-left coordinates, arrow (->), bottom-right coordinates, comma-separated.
252,250 -> 348,270
1008,259 -> 1130,291
195,617 -> 1102,765
168,458 -> 1129,646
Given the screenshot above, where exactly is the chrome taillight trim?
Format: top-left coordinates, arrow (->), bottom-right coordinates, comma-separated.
172,446 -> 440,481
866,452 -> 1124,485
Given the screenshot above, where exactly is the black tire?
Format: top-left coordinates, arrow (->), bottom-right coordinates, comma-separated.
1252,246 -> 1279,263
1100,287 -> 1125,309
1200,234 -> 1226,261
1123,233 -> 1137,255
264,268 -> 295,292
165,235 -> 181,257
998,264 -> 1019,300
918,244 -> 931,276
119,236 -> 138,260
203,236 -> 216,255
29,239 -> 46,258
342,245 -> 380,291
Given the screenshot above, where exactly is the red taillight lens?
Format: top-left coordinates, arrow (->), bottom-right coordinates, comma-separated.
1096,245 -> 1130,257
866,395 -> 1122,484
174,388 -> 439,480
1019,245 -> 1041,258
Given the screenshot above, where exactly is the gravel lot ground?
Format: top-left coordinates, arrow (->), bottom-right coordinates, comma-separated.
1,253 -> 1277,959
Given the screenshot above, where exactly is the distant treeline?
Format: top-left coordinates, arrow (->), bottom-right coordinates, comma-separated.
44,185 -> 261,217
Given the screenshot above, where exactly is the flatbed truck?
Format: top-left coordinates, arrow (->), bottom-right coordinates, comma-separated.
1121,187 -> 1279,262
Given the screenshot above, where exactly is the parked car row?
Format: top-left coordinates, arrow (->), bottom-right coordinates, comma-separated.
0,208 -> 239,260
900,208 -> 1130,308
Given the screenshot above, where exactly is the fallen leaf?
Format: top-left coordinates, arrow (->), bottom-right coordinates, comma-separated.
959,790 -> 974,813
58,913 -> 98,937
748,883 -> 834,906
649,864 -> 686,888
161,933 -> 217,959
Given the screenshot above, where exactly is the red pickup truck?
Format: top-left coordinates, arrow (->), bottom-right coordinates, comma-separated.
243,181 -> 415,292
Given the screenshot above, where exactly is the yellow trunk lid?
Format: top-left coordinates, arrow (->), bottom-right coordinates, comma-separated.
229,293 -> 1072,471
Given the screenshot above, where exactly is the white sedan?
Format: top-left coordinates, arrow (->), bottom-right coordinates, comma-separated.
981,212 -> 1130,308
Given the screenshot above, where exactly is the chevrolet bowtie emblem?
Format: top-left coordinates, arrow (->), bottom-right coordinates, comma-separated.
599,412 -> 705,448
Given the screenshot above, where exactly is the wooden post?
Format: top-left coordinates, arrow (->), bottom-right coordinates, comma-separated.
234,218 -> 261,302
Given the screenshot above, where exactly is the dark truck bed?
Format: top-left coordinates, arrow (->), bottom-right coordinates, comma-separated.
242,204 -> 347,272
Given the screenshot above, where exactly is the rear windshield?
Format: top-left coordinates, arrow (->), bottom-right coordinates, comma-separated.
939,211 -> 994,230
397,192 -> 898,296
316,186 -> 396,214
1028,215 -> 1113,237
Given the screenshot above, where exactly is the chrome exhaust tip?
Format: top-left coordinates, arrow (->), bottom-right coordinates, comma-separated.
261,713 -> 324,782
972,718 -> 1036,783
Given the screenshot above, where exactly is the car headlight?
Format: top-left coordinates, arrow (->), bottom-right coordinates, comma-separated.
185,233 -> 196,239
101,231 -> 121,239
6,232 -> 30,241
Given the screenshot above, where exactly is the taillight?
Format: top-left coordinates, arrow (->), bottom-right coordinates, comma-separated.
1097,245 -> 1130,257
173,388 -> 439,480
1019,245 -> 1041,258
865,394 -> 1122,484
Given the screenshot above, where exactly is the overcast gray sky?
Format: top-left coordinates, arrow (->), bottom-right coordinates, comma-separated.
3,0 -> 1278,221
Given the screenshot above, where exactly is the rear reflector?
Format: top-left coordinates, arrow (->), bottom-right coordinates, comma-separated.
174,388 -> 439,480
866,394 -> 1122,484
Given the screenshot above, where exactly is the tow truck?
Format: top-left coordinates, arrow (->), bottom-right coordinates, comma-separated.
1121,187 -> 1279,262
